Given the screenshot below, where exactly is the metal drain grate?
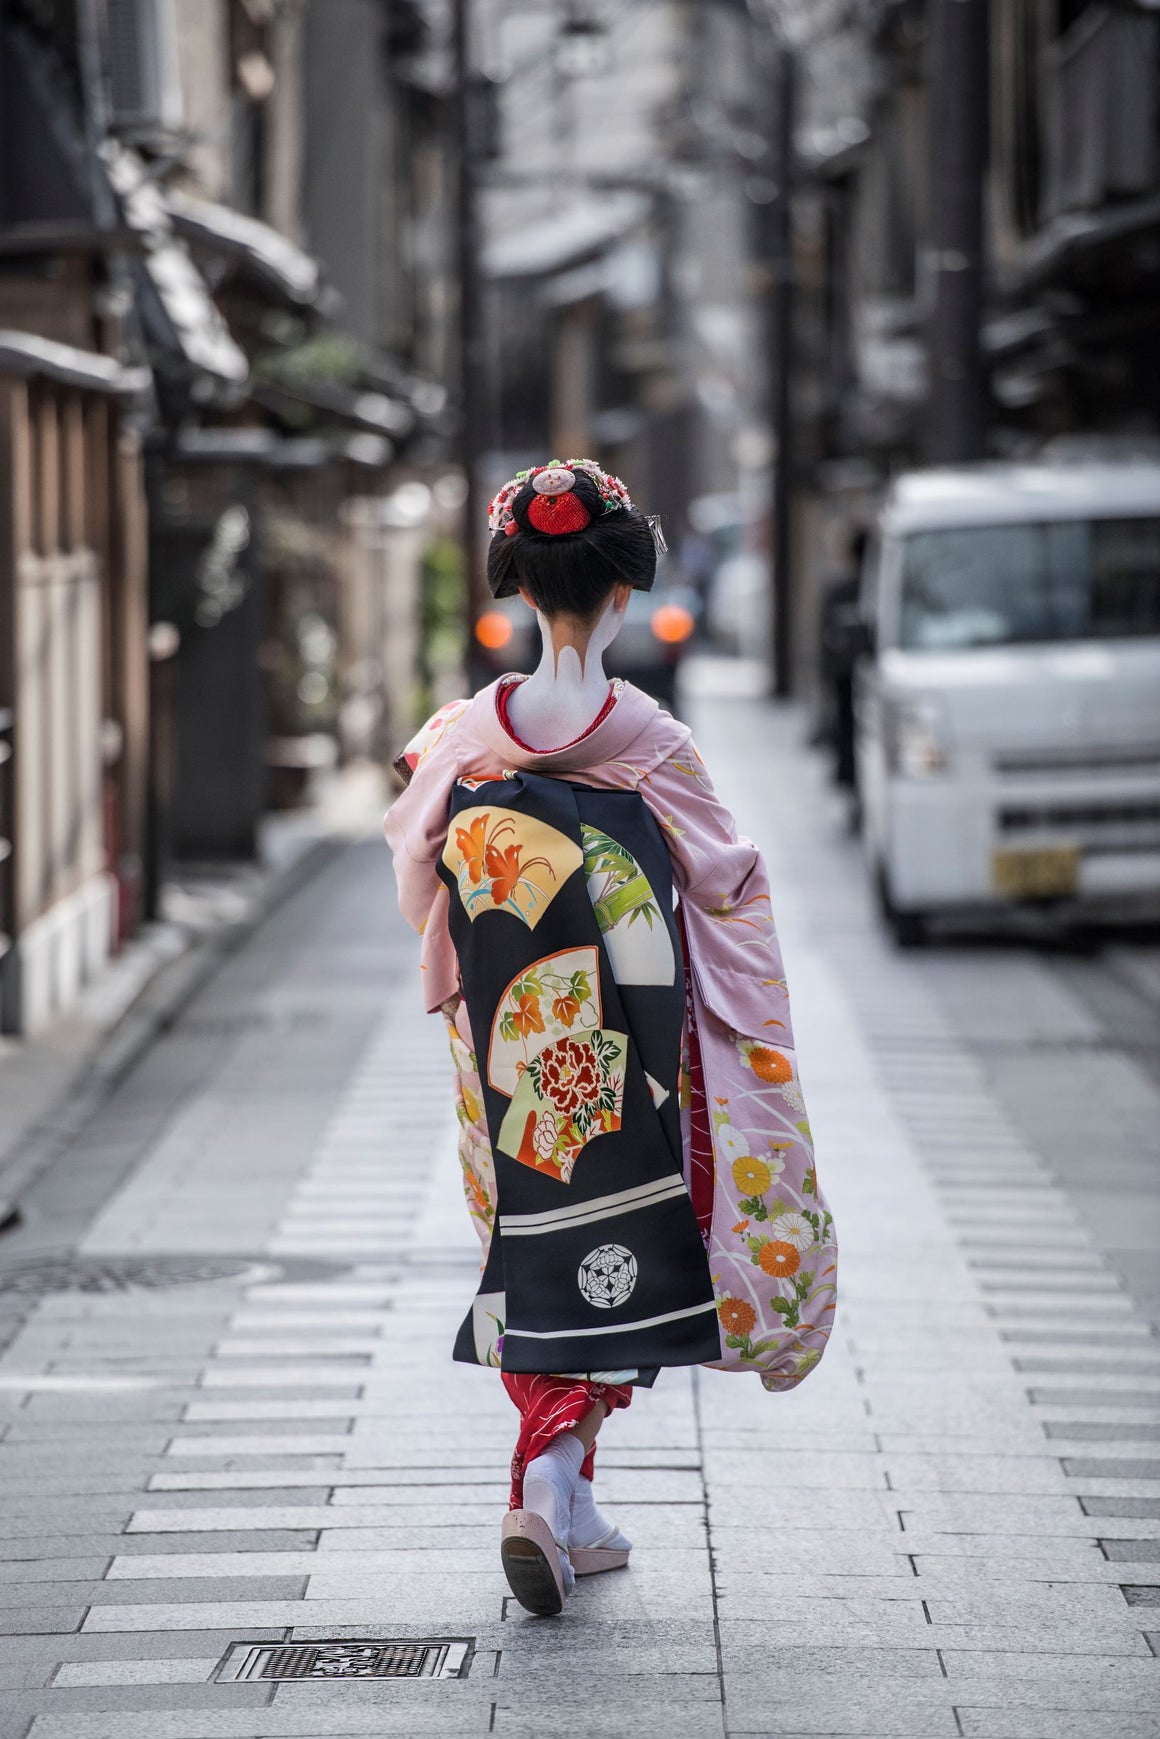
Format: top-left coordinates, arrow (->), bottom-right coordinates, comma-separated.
216,1639 -> 471,1682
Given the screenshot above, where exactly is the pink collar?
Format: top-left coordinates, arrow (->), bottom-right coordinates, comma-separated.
494,675 -> 618,754
470,675 -> 665,775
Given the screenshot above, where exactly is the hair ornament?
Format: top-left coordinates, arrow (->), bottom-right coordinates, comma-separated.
487,457 -> 634,534
531,466 -> 576,496
647,513 -> 668,555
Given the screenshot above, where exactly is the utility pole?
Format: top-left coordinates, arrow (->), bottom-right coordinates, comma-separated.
451,0 -> 489,684
924,0 -> 989,464
767,38 -> 796,698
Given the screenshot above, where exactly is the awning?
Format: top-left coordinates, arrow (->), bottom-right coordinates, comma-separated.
102,143 -> 249,393
484,193 -> 650,280
171,428 -> 328,469
165,192 -> 323,308
171,426 -> 392,472
1014,190 -> 1160,288
251,376 -> 415,440
0,330 -> 151,395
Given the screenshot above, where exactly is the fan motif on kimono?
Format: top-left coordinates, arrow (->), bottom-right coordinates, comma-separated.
443,806 -> 583,930
487,947 -> 602,1097
581,824 -> 675,985
496,1029 -> 628,1184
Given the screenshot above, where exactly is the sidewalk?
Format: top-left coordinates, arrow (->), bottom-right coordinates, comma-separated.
0,764 -> 388,1217
0,680 -> 1156,1738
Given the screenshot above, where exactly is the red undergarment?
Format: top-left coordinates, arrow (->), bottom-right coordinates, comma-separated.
495,677 -> 617,755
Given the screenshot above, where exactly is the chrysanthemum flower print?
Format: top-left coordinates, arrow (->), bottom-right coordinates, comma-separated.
771,1211 -> 813,1251
732,1155 -> 772,1196
746,1044 -> 793,1084
757,1240 -> 800,1278
717,1297 -> 757,1338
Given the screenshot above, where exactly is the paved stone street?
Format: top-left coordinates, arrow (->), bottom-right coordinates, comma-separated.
1,676 -> 1158,1739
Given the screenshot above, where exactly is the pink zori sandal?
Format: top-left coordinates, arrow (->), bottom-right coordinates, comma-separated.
570,1524 -> 631,1577
500,1510 -> 571,1616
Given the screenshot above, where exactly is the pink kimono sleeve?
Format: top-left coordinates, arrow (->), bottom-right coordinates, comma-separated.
643,741 -> 834,1390
383,705 -> 466,1010
642,741 -> 793,1044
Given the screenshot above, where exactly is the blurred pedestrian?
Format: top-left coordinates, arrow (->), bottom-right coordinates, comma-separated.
386,461 -> 836,1616
817,529 -> 868,790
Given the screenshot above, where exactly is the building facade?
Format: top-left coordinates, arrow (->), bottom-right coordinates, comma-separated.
0,0 -> 454,1033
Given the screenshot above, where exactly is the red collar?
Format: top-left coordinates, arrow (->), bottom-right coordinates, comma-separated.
495,677 -> 617,754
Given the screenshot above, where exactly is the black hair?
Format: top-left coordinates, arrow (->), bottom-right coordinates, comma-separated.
487,469 -> 657,617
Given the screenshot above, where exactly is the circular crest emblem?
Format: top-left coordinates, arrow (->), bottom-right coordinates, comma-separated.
577,1244 -> 638,1310
531,466 -> 576,496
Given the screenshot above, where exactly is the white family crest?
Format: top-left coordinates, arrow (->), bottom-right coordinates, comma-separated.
578,1244 -> 638,1310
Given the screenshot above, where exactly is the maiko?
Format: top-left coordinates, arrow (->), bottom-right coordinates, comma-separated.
386,460 -> 836,1616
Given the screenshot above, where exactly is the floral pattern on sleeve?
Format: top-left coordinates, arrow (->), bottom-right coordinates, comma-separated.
444,1013 -> 496,1253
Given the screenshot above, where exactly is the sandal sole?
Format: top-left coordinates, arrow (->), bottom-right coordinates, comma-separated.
500,1510 -> 567,1616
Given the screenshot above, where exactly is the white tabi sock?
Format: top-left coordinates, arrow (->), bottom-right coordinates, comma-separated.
569,1475 -> 632,1552
522,1433 -> 584,1593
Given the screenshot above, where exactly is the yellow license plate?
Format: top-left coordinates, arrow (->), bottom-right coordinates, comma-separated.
992,845 -> 1080,899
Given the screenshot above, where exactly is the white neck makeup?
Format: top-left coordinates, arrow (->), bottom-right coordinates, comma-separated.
503,589 -> 629,751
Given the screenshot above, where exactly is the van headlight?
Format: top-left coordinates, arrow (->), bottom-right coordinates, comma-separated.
885,695 -> 951,778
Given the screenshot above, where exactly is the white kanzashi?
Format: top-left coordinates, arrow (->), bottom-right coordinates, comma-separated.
578,1244 -> 638,1310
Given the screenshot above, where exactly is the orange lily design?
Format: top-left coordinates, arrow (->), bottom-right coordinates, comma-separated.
455,813 -> 491,885
486,838 -> 553,906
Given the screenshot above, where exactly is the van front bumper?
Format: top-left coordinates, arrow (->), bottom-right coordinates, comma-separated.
883,770 -> 1160,915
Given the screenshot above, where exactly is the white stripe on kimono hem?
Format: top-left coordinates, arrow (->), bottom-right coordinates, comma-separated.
504,1301 -> 717,1341
500,1176 -> 689,1237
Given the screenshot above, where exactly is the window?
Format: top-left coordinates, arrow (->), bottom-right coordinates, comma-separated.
897,518 -> 1160,650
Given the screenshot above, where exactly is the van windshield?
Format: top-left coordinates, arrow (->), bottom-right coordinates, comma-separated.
897,518 -> 1160,650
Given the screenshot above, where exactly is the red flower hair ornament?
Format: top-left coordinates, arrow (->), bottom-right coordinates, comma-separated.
485,456 -> 665,598
487,459 -> 633,538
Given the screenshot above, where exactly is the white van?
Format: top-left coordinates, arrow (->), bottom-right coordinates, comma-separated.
855,461 -> 1160,943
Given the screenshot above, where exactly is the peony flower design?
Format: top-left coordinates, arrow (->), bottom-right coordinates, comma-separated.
539,1037 -> 600,1117
532,1111 -> 559,1160
772,1211 -> 813,1251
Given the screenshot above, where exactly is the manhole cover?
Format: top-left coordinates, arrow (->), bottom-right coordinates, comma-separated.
216,1640 -> 472,1682
0,1256 -> 343,1297
0,1256 -> 262,1296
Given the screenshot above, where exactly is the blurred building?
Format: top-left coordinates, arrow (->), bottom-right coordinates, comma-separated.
775,0 -> 1160,680
795,0 -> 1159,468
0,0 -> 454,1035
474,0 -> 766,558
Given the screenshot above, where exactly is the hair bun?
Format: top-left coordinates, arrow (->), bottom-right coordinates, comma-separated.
486,456 -> 658,604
